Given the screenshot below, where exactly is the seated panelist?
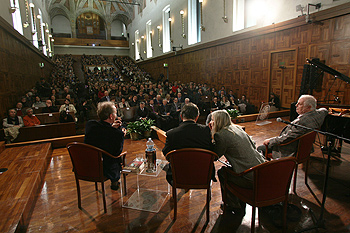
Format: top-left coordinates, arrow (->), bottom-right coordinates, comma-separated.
258,94 -> 328,159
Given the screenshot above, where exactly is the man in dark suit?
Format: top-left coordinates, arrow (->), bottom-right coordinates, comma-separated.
158,99 -> 173,131
100,91 -> 111,102
211,97 -> 222,110
162,103 -> 214,185
84,101 -> 126,190
135,102 -> 150,120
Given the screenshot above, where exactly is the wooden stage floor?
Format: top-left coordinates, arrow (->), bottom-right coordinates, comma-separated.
26,118 -> 350,232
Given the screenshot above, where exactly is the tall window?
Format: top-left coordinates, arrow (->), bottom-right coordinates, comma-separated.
10,0 -> 23,35
29,2 -> 38,48
38,9 -> 47,55
146,20 -> 152,58
233,0 -> 257,32
233,0 -> 244,31
188,0 -> 200,45
135,30 -> 140,60
162,5 -> 171,53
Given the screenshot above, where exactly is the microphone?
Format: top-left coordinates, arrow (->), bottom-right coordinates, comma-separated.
276,117 -> 290,124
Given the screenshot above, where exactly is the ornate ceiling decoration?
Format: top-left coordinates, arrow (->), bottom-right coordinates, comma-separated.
46,0 -> 143,26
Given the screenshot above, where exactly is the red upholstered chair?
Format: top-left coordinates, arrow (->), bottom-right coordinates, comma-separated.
67,142 -> 126,213
222,157 -> 297,233
265,131 -> 317,194
166,148 -> 218,222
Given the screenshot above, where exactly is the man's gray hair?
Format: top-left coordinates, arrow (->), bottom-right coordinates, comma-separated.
97,101 -> 115,120
300,95 -> 317,110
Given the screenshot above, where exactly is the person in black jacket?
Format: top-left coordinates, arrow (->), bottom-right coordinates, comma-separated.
162,103 -> 214,185
84,102 -> 127,190
135,102 -> 149,120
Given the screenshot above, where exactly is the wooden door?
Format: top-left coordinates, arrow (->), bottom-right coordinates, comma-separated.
270,50 -> 297,108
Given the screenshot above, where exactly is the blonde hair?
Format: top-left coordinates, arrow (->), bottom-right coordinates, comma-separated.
211,110 -> 232,134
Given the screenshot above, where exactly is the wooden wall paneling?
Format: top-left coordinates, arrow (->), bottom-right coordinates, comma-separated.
308,43 -> 330,61
310,20 -> 331,43
251,36 -> 263,53
330,41 -> 350,65
262,33 -> 276,51
240,39 -> 251,54
276,30 -> 291,49
291,25 -> 310,46
332,14 -> 350,41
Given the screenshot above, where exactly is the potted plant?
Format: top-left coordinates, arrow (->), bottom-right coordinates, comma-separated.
139,118 -> 155,138
127,121 -> 142,140
226,109 -> 240,123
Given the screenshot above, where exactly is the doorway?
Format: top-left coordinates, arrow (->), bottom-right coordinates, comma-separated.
269,50 -> 297,108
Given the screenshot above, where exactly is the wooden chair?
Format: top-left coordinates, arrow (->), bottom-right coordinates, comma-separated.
66,142 -> 127,213
222,157 -> 297,233
166,148 -> 218,222
265,131 -> 317,195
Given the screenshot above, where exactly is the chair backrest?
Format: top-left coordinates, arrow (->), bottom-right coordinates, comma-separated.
295,131 -> 317,163
253,157 -> 297,204
122,106 -> 137,121
167,148 -> 217,189
67,142 -> 105,182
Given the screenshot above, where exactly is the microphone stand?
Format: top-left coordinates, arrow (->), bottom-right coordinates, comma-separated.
278,118 -> 350,232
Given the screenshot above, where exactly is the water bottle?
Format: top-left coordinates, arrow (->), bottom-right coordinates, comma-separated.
145,138 -> 156,172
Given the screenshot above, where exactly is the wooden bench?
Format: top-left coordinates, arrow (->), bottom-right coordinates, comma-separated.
5,135 -> 85,149
0,122 -> 76,143
35,112 -> 75,125
0,143 -> 52,232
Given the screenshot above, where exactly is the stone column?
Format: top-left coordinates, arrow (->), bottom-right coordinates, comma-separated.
71,19 -> 77,38
106,21 -> 112,40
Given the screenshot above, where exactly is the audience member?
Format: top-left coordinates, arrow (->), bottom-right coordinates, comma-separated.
23,108 -> 41,127
100,91 -> 111,102
59,110 -> 75,123
59,99 -> 77,114
15,102 -> 23,116
269,93 -> 281,111
209,110 -> 264,214
3,109 -> 24,128
135,102 -> 149,120
118,97 -> 130,108
42,100 -> 59,113
84,102 -> 127,190
32,96 -> 46,108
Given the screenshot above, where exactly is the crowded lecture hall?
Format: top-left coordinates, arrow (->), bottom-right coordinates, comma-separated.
1,0 -> 350,232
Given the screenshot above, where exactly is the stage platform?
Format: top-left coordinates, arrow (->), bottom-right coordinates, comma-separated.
0,143 -> 52,232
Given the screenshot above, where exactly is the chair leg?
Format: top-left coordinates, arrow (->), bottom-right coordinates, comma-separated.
173,186 -> 177,220
123,173 -> 127,196
75,178 -> 81,209
95,182 -> 98,191
251,206 -> 256,233
206,188 -> 210,222
293,165 -> 298,195
304,158 -> 310,186
101,182 -> 107,213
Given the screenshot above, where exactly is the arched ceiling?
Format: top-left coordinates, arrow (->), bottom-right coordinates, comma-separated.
46,0 -> 142,26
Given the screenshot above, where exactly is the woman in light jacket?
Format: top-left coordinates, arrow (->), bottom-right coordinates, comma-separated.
210,110 -> 264,213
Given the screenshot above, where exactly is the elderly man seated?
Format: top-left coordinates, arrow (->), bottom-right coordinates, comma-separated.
3,109 -> 24,143
258,94 -> 328,159
23,108 -> 41,127
3,109 -> 24,128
